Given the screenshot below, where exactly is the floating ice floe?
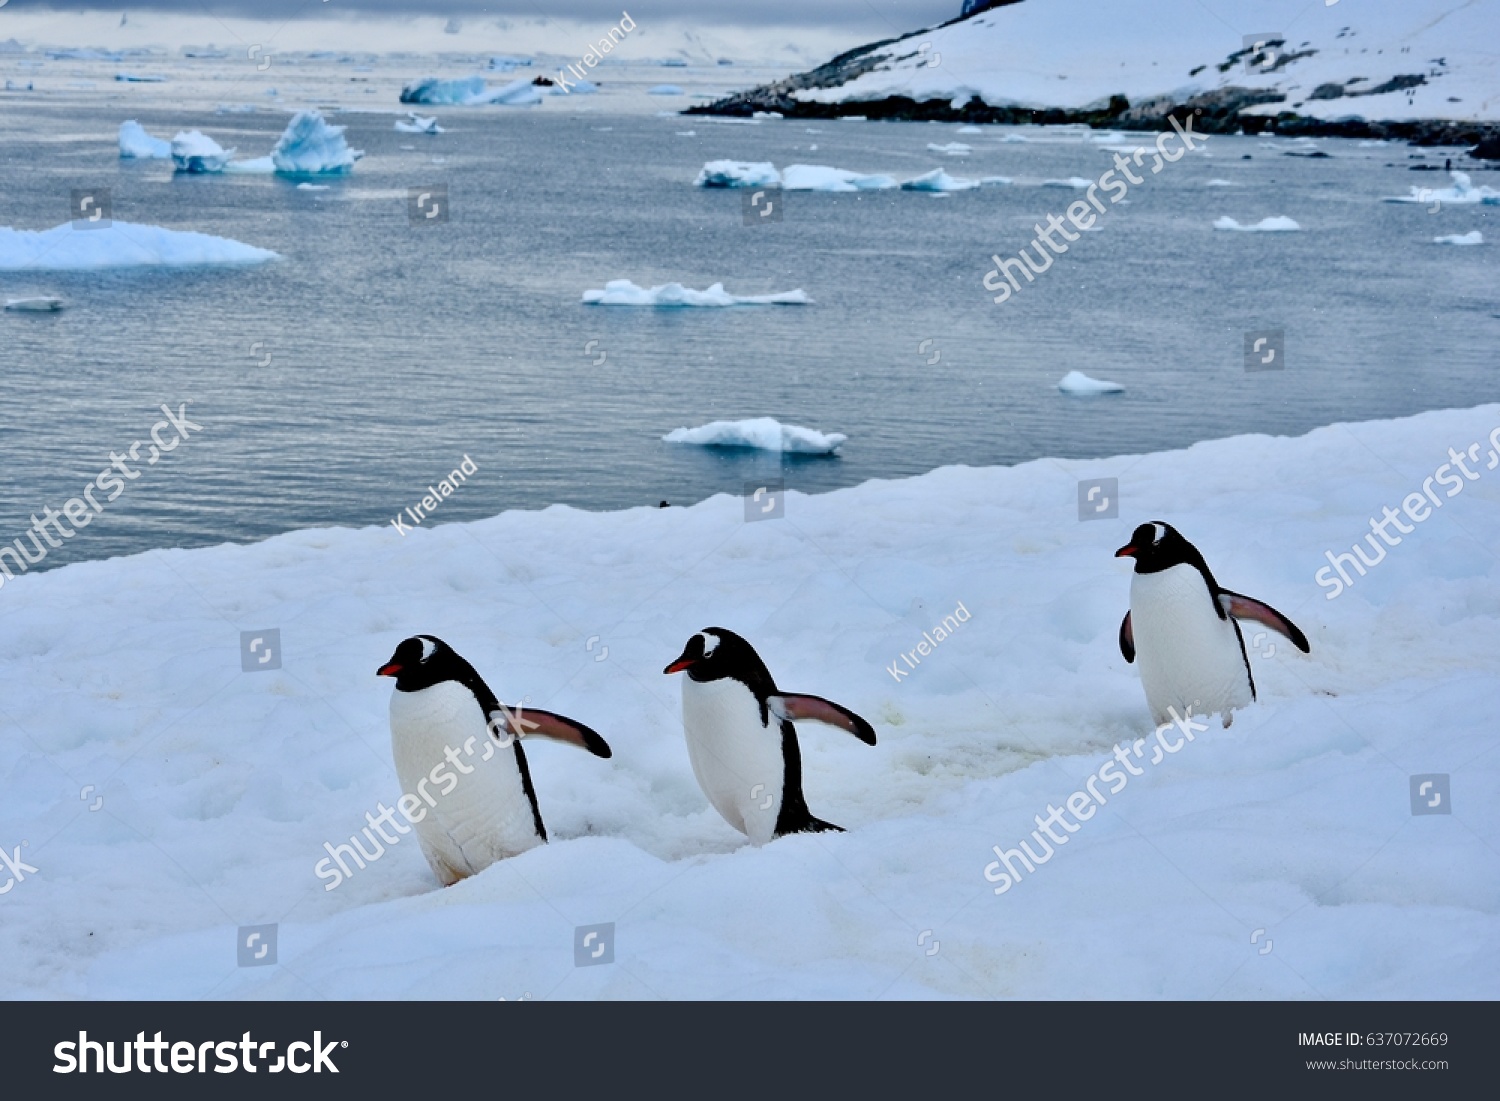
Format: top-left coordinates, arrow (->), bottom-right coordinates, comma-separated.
271,110 -> 363,174
956,125 -> 983,134
4,296 -> 65,312
1214,216 -> 1301,232
649,84 -> 685,95
582,279 -> 810,307
171,130 -> 236,173
901,168 -> 979,191
663,417 -> 845,454
296,182 -> 330,191
119,120 -> 171,159
115,72 -> 167,83
1205,179 -> 1235,186
1057,370 -> 1124,394
215,103 -> 258,115
695,160 -> 780,188
488,55 -> 533,71
1042,177 -> 1092,189
394,112 -> 443,134
399,75 -> 542,106
0,221 -> 278,270
1434,230 -> 1484,246
781,164 -> 898,192
1384,171 -> 1500,206
927,142 -> 971,155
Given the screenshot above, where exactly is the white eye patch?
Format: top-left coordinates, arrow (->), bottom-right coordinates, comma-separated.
419,637 -> 437,661
698,631 -> 720,657
1152,523 -> 1167,545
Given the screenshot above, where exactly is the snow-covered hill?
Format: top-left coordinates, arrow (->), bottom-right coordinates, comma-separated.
696,0 -> 1499,147
2,405 -> 1497,999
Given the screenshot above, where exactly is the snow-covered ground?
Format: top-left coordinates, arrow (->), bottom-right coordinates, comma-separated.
787,0 -> 1500,124
2,405 -> 1497,1000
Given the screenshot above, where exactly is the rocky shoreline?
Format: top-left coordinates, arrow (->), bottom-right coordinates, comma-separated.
686,48 -> 1500,158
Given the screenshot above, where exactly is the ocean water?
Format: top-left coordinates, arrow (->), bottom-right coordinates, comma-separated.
1,63 -> 1496,572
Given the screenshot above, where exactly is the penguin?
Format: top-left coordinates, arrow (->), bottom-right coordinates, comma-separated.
663,628 -> 876,844
1115,522 -> 1309,728
377,635 -> 610,886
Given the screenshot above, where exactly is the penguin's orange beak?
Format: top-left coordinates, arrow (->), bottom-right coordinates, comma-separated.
1115,544 -> 1138,558
377,662 -> 402,677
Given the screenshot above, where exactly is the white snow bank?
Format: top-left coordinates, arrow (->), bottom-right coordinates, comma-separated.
1384,172 -> 1500,207
1214,216 -> 1301,232
663,417 -> 847,454
1057,370 -> 1124,394
4,296 -> 64,311
694,160 -> 780,188
901,168 -> 979,192
400,75 -> 542,106
649,84 -> 684,96
780,164 -> 897,192
118,120 -> 170,159
271,110 -> 364,175
171,130 -> 234,174
2,405 -> 1497,1000
927,141 -> 971,155
582,279 -> 810,307
0,221 -> 278,270
1434,230 -> 1484,246
394,113 -> 443,134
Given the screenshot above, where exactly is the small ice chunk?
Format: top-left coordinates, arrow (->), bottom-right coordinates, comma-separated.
4,296 -> 65,311
171,130 -> 235,173
1042,177 -> 1092,189
781,164 -> 897,191
400,75 -> 541,106
927,142 -> 971,155
582,279 -> 810,307
694,160 -> 780,188
296,182 -> 330,191
1384,171 -> 1500,206
119,120 -> 171,159
115,72 -> 167,83
1213,215 -> 1301,231
271,109 -> 363,174
1433,230 -> 1483,245
649,84 -> 685,95
663,417 -> 845,454
901,168 -> 979,191
1205,179 -> 1236,186
394,112 -> 443,134
956,125 -> 983,134
1058,370 -> 1124,394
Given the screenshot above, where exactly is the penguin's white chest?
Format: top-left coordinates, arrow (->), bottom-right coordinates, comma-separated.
389,681 -> 542,885
1130,565 -> 1252,726
680,677 -> 785,845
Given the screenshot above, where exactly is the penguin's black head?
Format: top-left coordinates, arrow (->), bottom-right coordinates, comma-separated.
377,634 -> 461,691
663,628 -> 772,688
1115,521 -> 1200,575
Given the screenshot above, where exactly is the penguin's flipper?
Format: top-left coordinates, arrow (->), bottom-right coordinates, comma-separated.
1119,611 -> 1135,663
1219,590 -> 1310,653
769,694 -> 877,745
491,707 -> 612,758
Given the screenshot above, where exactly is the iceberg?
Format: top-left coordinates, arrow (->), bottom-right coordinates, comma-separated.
1383,171 -> 1500,206
694,160 -> 780,188
582,279 -> 811,307
4,296 -> 65,312
649,84 -> 685,95
1434,230 -> 1484,246
1214,216 -> 1301,232
395,113 -> 443,134
119,120 -> 171,159
780,165 -> 898,192
1057,370 -> 1124,394
663,417 -> 846,454
271,110 -> 364,175
926,142 -> 971,155
901,168 -> 980,192
399,75 -> 542,106
171,130 -> 235,174
0,221 -> 278,270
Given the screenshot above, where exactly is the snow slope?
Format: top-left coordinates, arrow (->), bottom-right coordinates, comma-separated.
786,0 -> 1499,124
1,406 -> 1496,1000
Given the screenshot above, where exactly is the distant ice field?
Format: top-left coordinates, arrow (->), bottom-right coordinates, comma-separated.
0,63 -> 1496,570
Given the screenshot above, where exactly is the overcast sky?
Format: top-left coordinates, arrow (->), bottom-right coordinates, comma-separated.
3,0 -> 965,30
